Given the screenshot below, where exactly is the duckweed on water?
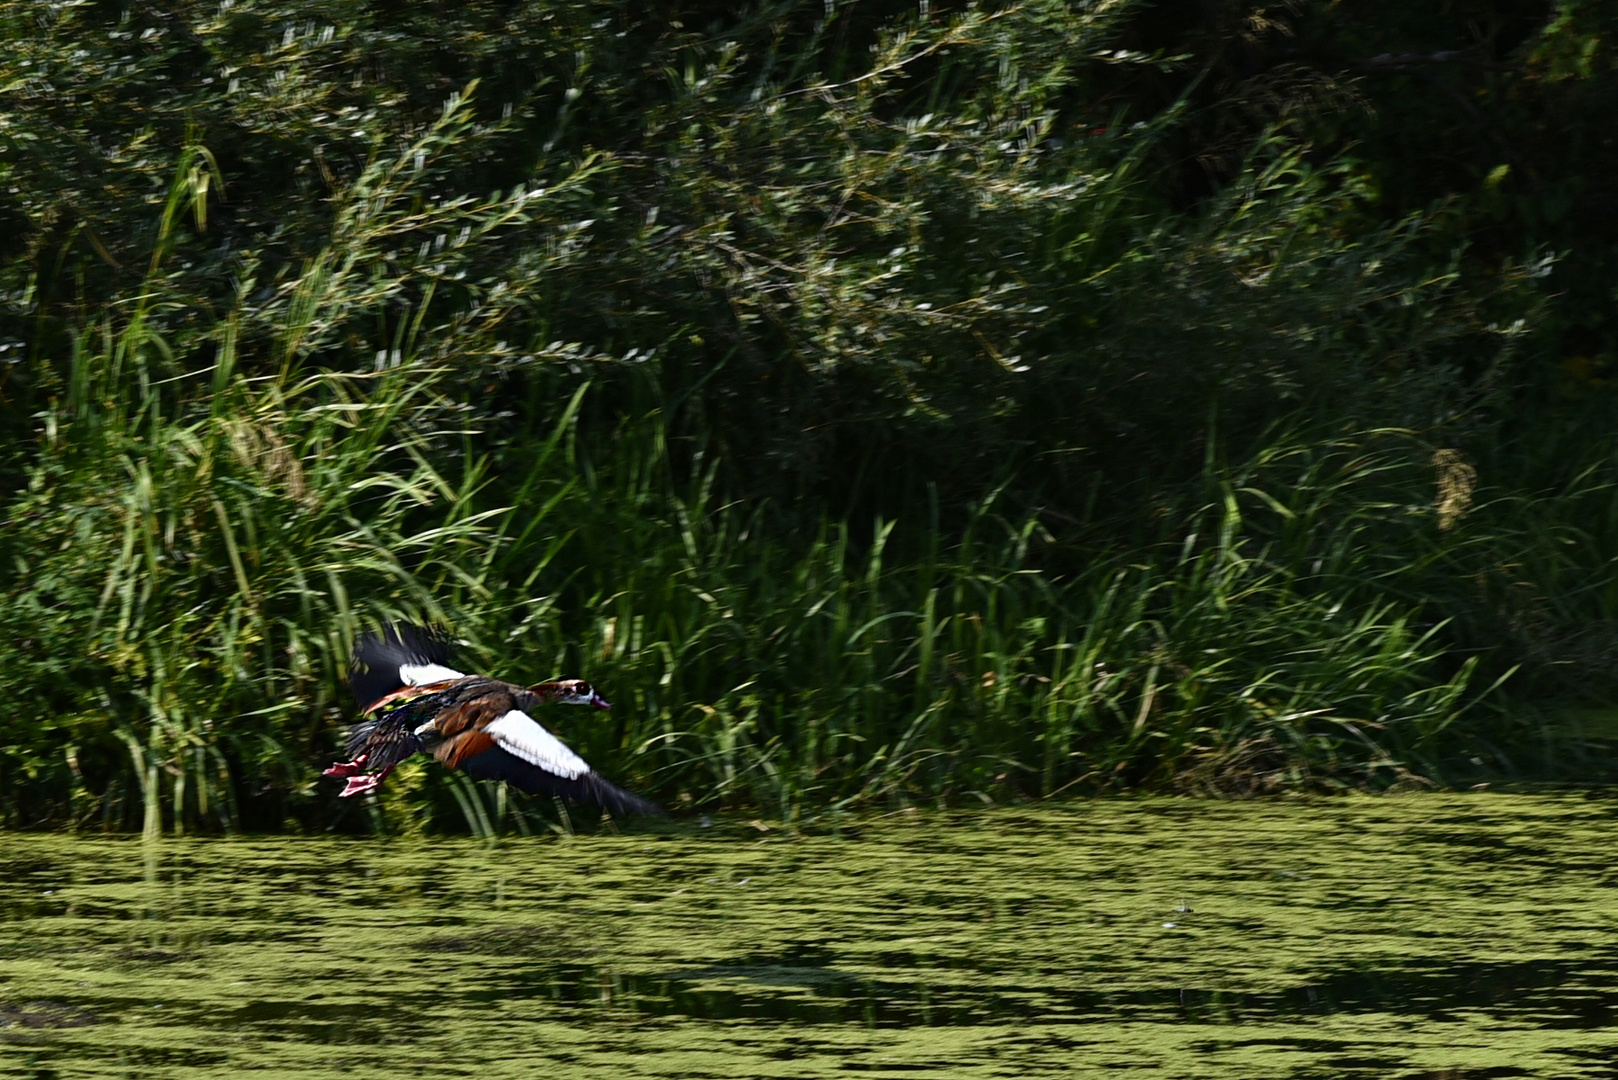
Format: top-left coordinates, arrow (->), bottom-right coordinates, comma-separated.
2,795 -> 1618,1079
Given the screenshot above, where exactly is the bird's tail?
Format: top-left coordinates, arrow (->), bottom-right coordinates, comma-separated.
580,773 -> 669,818
348,624 -> 455,708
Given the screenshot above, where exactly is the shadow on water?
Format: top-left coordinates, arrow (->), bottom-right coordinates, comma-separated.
465,953 -> 1618,1031
67,949 -> 1607,1043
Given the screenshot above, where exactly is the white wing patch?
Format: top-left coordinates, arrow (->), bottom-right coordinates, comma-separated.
399,662 -> 467,686
485,709 -> 592,780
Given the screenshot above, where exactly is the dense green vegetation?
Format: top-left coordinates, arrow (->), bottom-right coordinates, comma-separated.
3,0 -> 1617,833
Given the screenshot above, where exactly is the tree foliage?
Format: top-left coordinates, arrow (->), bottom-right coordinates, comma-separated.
0,0 -> 1613,831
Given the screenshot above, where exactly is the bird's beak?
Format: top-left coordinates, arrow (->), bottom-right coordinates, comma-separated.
591,692 -> 612,710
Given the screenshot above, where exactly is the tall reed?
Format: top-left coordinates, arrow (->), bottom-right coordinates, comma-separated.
1,317 -> 1506,833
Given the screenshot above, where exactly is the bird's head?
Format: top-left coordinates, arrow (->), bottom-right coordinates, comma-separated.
538,678 -> 611,710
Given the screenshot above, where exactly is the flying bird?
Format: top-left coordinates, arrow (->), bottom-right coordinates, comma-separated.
324,625 -> 662,817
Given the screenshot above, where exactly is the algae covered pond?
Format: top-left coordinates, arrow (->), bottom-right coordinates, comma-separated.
2,796 -> 1618,1079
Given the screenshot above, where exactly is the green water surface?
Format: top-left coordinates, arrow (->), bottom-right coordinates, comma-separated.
2,795 -> 1617,1078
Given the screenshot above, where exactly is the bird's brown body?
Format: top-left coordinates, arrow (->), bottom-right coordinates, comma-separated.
323,627 -> 661,818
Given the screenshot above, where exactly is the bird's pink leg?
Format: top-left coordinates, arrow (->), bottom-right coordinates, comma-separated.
322,753 -> 369,778
338,764 -> 394,798
323,754 -> 395,796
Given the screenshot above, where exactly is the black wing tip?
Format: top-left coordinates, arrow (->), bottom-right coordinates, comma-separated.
348,622 -> 454,707
459,747 -> 666,819
357,622 -> 454,664
582,772 -> 668,819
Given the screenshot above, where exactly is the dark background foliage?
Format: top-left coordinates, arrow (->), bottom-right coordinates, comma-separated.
2,0 -> 1616,834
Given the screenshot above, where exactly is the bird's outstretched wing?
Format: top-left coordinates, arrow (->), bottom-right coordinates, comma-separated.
437,707 -> 664,817
349,624 -> 464,708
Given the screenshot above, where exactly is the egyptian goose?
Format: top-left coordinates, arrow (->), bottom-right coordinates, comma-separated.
323,625 -> 662,817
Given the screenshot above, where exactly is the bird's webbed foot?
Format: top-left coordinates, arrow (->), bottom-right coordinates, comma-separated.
337,766 -> 393,797
322,753 -> 369,779
323,754 -> 395,796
